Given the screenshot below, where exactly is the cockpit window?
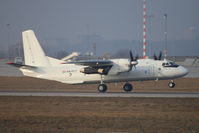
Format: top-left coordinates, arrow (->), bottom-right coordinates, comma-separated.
162,62 -> 179,68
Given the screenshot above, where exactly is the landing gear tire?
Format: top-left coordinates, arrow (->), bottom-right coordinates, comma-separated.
168,82 -> 175,88
98,84 -> 107,92
123,83 -> 133,92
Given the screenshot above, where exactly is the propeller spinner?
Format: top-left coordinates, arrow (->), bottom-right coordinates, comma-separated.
128,51 -> 138,71
154,51 -> 162,60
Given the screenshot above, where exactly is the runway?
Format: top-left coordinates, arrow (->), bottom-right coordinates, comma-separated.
0,91 -> 199,98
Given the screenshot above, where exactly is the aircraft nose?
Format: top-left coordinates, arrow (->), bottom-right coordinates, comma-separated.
179,66 -> 189,77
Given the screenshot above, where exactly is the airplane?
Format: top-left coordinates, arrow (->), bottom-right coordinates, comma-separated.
7,30 -> 189,92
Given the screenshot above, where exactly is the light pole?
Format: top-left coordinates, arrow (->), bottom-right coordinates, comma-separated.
164,14 -> 168,58
93,42 -> 96,57
7,24 -> 11,59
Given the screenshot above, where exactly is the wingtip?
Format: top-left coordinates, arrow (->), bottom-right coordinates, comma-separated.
6,62 -> 14,65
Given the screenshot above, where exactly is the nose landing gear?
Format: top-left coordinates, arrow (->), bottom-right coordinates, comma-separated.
168,80 -> 175,88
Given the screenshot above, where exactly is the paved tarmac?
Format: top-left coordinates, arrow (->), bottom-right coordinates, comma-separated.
0,91 -> 199,98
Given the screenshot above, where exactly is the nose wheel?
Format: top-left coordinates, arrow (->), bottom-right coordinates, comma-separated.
168,81 -> 175,88
123,83 -> 133,92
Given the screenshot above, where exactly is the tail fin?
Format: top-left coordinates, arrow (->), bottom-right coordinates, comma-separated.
22,30 -> 50,66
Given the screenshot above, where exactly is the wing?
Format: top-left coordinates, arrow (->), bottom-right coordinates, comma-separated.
63,60 -> 113,75
64,60 -> 112,66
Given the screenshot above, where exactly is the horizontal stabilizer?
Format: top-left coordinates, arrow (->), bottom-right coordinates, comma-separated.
6,62 -> 37,69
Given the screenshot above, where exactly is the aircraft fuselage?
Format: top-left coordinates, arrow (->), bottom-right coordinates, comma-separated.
20,58 -> 188,85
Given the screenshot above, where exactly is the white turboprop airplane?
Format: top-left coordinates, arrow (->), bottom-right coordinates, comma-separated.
7,30 -> 188,92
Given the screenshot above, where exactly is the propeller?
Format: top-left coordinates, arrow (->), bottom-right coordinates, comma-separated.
130,51 -> 134,61
158,51 -> 162,60
153,54 -> 158,60
128,51 -> 138,71
135,54 -> 139,61
153,51 -> 162,60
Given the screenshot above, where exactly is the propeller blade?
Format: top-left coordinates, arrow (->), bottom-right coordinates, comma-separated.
129,51 -> 134,61
128,51 -> 138,71
154,54 -> 158,60
135,54 -> 139,61
158,51 -> 162,60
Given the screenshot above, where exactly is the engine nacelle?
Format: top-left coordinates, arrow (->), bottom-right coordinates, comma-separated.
80,66 -> 112,75
108,59 -> 130,75
80,67 -> 98,74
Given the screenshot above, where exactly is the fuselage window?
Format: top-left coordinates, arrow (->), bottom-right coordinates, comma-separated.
162,62 -> 179,68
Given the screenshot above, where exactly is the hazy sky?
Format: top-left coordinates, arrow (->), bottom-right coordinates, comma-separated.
0,0 -> 199,55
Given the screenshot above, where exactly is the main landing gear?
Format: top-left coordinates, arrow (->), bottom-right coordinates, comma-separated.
97,82 -> 134,92
98,74 -> 134,92
98,75 -> 108,92
98,75 -> 134,92
168,80 -> 175,88
98,84 -> 107,92
123,83 -> 133,92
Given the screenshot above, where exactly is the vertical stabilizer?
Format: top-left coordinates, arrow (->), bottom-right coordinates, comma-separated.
22,30 -> 50,66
